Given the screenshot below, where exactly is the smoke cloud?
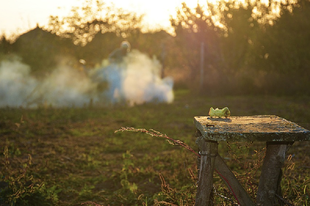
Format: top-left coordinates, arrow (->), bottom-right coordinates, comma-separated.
0,51 -> 174,108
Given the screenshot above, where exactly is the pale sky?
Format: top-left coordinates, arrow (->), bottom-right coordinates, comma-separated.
0,0 -> 209,38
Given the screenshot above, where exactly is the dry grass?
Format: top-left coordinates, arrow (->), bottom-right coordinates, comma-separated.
0,90 -> 310,205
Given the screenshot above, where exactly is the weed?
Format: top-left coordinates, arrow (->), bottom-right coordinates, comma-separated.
120,150 -> 138,194
115,127 -> 199,157
0,145 -> 60,206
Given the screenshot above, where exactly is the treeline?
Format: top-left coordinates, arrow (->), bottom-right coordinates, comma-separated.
0,0 -> 310,95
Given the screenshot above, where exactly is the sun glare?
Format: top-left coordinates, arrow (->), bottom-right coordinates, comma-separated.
1,0 -> 219,37
108,0 -> 217,32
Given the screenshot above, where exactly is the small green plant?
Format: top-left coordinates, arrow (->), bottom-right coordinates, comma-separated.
120,151 -> 138,194
0,146 -> 60,206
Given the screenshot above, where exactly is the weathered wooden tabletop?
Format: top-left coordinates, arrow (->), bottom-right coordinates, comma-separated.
194,115 -> 310,142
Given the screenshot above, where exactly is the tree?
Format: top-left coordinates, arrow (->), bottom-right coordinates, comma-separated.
0,35 -> 12,57
255,0 -> 310,74
170,3 -> 221,85
47,0 -> 144,46
216,0 -> 260,73
12,26 -> 75,76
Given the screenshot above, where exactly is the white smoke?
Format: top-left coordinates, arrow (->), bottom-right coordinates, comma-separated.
0,60 -> 37,107
0,51 -> 174,108
34,66 -> 98,107
95,50 -> 174,106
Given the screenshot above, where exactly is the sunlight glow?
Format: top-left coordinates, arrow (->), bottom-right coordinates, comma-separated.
0,0 -> 217,37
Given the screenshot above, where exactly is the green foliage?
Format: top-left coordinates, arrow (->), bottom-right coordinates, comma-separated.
11,27 -> 74,76
255,0 -> 310,73
0,35 -> 12,57
217,1 -> 260,72
169,0 -> 310,94
280,154 -> 310,205
0,146 -> 60,206
243,0 -> 310,95
47,0 -> 144,46
119,151 -> 138,194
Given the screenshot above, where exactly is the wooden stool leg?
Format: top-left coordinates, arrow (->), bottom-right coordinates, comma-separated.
256,142 -> 289,206
215,155 -> 255,206
195,137 -> 218,206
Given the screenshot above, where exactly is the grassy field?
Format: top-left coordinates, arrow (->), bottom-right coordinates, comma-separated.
1,90 -> 310,205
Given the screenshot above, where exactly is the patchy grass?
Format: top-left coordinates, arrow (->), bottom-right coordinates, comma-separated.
0,91 -> 310,205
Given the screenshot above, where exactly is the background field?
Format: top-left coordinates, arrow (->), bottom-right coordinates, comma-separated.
1,90 -> 310,205
2,0 -> 310,205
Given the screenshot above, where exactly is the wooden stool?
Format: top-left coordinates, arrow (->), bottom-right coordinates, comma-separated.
194,115 -> 310,206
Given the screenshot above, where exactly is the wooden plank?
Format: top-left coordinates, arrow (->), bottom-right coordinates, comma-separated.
215,154 -> 255,206
194,115 -> 310,142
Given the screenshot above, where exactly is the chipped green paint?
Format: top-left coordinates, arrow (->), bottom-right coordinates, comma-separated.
194,115 -> 310,142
